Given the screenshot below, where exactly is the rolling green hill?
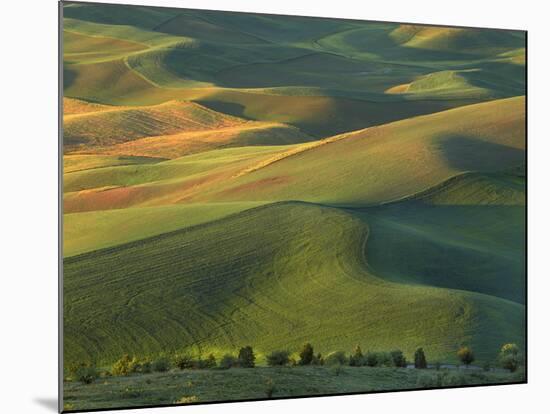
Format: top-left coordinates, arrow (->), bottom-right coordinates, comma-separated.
185,96 -> 526,205
62,97 -> 524,214
64,201 -> 524,367
355,171 -> 525,303
63,100 -> 247,149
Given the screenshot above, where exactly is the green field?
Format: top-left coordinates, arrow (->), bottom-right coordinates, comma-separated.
64,365 -> 524,411
62,1 -> 526,410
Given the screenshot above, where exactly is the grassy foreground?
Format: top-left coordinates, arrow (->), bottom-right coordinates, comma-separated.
63,366 -> 524,411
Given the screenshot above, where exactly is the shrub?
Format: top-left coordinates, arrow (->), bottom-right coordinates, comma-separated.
219,354 -> 237,369
238,346 -> 256,368
365,351 -> 378,367
266,350 -> 291,366
112,355 -> 133,376
376,352 -> 394,367
414,348 -> 427,369
483,361 -> 491,372
299,343 -> 314,365
73,364 -> 98,384
174,354 -> 194,370
325,351 -> 348,366
175,395 -> 199,404
141,361 -> 152,374
312,352 -> 324,365
265,378 -> 276,398
130,358 -> 144,373
501,354 -> 520,373
201,353 -> 217,369
390,350 -> 407,368
349,345 -> 364,367
501,343 -> 520,355
457,346 -> 475,366
499,343 -> 521,372
152,357 -> 170,372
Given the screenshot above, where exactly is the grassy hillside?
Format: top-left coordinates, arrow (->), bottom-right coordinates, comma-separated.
187,96 -> 526,205
355,172 -> 525,303
386,69 -> 524,99
390,25 -> 525,55
63,2 -> 525,137
64,201 -> 265,257
64,202 -> 524,367
64,100 -> 248,150
64,154 -> 165,173
63,146 -> 288,213
62,97 -> 524,215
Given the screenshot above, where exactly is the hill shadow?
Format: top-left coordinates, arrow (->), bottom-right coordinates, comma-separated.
353,203 -> 526,304
436,135 -> 525,172
195,100 -> 249,120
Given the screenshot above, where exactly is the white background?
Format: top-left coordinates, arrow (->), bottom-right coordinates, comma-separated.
1,0 -> 547,413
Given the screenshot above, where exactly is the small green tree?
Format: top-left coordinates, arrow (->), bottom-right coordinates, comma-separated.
365,351 -> 378,367
414,348 -> 427,369
349,345 -> 364,367
266,350 -> 291,366
238,346 -> 256,368
499,343 -> 521,372
390,350 -> 407,368
457,346 -> 475,367
299,343 -> 314,365
174,354 -> 194,370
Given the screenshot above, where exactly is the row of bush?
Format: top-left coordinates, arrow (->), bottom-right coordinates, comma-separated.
68,342 -> 523,385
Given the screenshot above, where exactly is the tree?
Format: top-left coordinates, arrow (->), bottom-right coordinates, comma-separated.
266,350 -> 291,366
457,346 -> 475,367
365,351 -> 378,367
414,348 -> 427,369
390,350 -> 407,368
238,346 -> 256,368
299,343 -> 314,365
499,343 -> 521,372
349,345 -> 364,366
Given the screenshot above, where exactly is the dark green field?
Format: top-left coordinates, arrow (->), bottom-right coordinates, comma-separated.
62,1 -> 526,410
